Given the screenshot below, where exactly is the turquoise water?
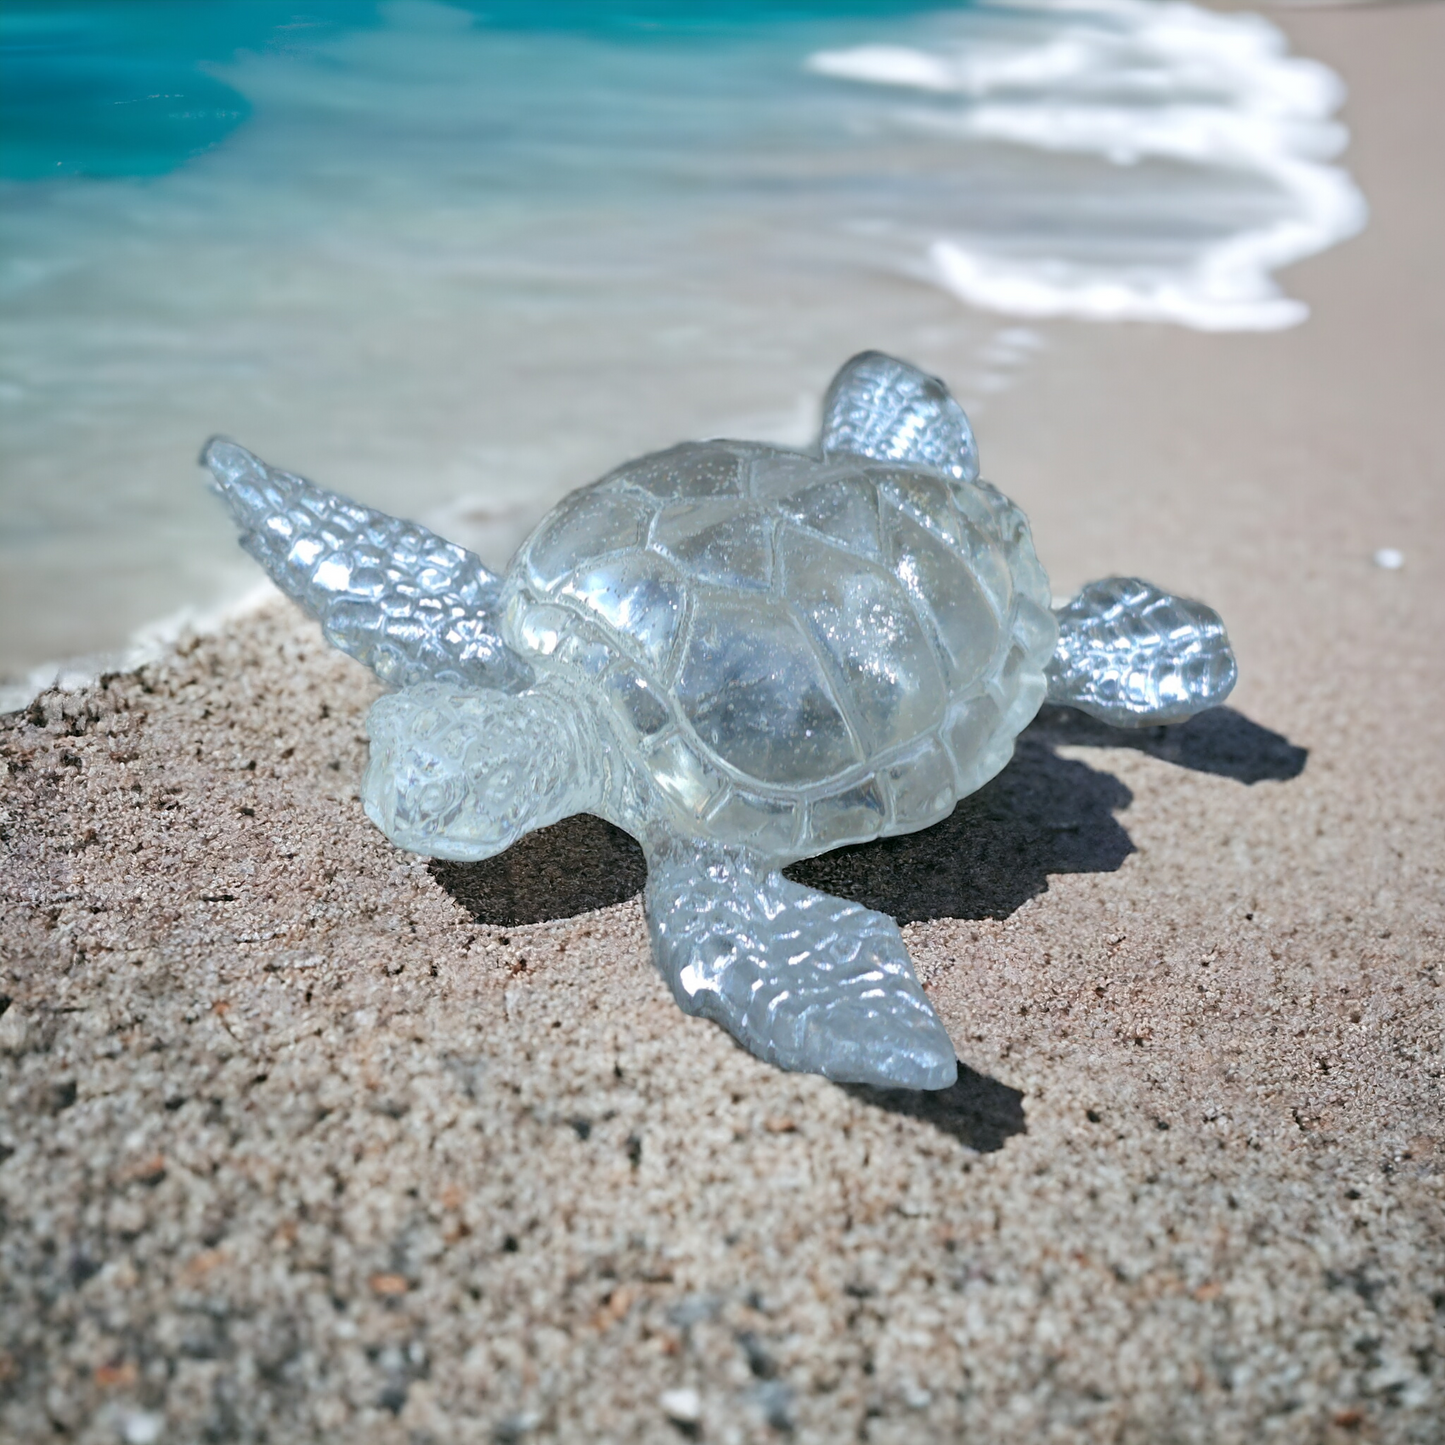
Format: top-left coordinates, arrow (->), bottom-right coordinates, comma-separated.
2,0 -> 956,181
3,2 -> 928,174
3,2 -> 262,179
0,0 -> 1363,696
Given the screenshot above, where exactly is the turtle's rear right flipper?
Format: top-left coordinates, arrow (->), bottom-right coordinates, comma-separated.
1046,576 -> 1236,727
644,837 -> 957,1091
201,438 -> 532,694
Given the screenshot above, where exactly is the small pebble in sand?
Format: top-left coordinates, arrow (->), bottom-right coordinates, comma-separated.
660,1387 -> 703,1424
122,1412 -> 164,1445
1373,547 -> 1405,569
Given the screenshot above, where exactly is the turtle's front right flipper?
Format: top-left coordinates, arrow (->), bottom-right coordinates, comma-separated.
1046,576 -> 1236,727
201,438 -> 533,693
644,837 -> 957,1091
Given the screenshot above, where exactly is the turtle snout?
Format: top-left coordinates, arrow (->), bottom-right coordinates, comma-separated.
361,686 -> 518,862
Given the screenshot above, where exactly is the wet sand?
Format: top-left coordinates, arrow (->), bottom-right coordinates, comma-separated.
2,4 -> 1442,1442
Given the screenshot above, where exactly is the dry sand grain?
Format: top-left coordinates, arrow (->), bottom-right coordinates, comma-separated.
2,4 -> 1443,1443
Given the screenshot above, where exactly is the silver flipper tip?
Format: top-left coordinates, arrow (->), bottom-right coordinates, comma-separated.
199,435 -> 258,485
804,997 -> 960,1090
1047,576 -> 1237,728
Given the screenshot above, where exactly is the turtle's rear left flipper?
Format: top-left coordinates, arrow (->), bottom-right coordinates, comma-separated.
644,838 -> 958,1091
1046,576 -> 1236,727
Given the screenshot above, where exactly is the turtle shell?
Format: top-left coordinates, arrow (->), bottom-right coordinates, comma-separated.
501,441 -> 1056,858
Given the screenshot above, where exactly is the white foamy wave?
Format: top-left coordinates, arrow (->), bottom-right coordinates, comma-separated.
807,0 -> 1366,331
2,0 -> 1368,680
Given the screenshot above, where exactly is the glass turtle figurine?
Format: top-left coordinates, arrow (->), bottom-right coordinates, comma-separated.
203,352 -> 1234,1091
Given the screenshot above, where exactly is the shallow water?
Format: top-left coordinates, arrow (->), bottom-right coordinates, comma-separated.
0,0 -> 1363,695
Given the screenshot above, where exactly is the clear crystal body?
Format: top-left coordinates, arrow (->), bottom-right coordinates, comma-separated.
204,351 -> 1236,1091
501,439 -> 1057,860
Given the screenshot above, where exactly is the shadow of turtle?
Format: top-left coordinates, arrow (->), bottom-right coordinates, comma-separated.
428,705 -> 1304,1138
430,705 -> 1305,929
1026,703 -> 1308,786
787,735 -> 1132,924
430,813 -> 647,929
844,1064 -> 1027,1153
787,705 -> 1305,922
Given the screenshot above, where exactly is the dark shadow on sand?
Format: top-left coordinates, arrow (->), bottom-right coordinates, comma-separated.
845,1064 -> 1027,1153
430,705 -> 1306,928
427,706 -> 1304,1130
1027,703 -> 1308,785
430,814 -> 646,928
787,734 -> 1134,924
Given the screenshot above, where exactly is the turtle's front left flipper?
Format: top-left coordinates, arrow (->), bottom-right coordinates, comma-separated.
644,837 -> 957,1091
1046,576 -> 1236,727
201,439 -> 533,693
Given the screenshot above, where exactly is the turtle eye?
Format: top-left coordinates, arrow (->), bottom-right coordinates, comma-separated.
415,777 -> 463,828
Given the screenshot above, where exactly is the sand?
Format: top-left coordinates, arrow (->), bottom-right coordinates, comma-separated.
2,4 -> 1443,1442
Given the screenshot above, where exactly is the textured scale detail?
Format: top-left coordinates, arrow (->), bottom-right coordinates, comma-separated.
645,838 -> 957,1089
1046,577 -> 1237,726
202,438 -> 533,693
204,352 -> 1236,1092
820,350 -> 979,483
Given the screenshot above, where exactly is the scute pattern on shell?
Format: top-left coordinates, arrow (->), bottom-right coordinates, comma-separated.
502,439 -> 1056,859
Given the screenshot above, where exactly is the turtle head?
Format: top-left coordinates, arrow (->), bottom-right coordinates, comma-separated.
361,679 -> 596,861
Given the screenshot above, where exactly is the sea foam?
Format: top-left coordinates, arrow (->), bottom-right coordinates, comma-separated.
808,0 -> 1366,330
1,0 -> 1366,690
